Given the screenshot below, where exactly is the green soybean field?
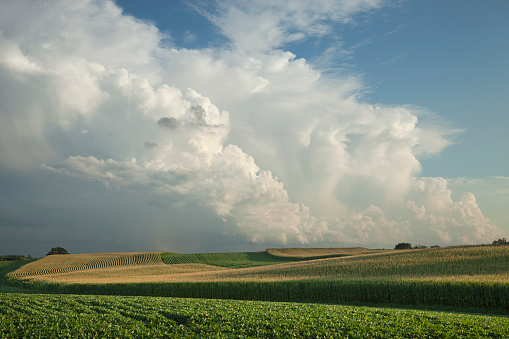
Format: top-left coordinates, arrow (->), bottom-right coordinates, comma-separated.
1,293 -> 509,338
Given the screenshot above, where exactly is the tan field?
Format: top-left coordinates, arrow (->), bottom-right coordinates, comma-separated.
24,263 -> 226,284
8,252 -> 163,279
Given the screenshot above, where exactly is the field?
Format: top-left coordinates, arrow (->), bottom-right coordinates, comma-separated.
4,246 -> 509,311
161,251 -> 299,268
2,246 -> 509,337
266,247 -> 381,257
14,246 -> 509,285
8,252 -> 163,278
2,293 -> 509,338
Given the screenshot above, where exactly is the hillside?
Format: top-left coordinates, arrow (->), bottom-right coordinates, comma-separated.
5,245 -> 509,311
7,252 -> 164,279
7,248 -> 359,284
7,246 -> 509,284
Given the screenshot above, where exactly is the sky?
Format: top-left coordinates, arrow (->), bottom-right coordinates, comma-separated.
0,0 -> 507,257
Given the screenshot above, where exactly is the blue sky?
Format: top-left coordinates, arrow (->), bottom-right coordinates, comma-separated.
0,0 -> 507,256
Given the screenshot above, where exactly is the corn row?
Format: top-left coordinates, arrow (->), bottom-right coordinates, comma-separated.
7,252 -> 164,278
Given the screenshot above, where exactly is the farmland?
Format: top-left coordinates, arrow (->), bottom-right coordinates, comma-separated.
2,293 -> 509,338
14,246 -> 509,285
266,247 -> 380,257
160,247 -> 369,268
161,251 -> 299,268
8,252 -> 163,279
5,245 -> 509,312
2,245 -> 509,337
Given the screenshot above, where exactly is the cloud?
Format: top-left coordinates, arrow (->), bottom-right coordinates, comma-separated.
0,0 -> 501,252
183,30 -> 198,45
157,117 -> 181,129
196,0 -> 388,51
445,176 -> 509,234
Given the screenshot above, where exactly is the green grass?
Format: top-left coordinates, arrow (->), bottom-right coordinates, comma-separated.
0,261 -> 14,270
0,260 -> 35,293
2,293 -> 508,338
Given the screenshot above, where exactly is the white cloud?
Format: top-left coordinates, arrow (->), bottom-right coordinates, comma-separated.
0,0 -> 501,251
183,30 -> 198,45
198,0 -> 388,51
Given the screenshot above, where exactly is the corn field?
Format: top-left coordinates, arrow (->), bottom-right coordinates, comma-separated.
7,252 -> 163,279
5,245 -> 509,311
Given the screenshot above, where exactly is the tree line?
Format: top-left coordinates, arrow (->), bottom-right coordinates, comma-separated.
0,254 -> 32,261
395,238 -> 508,250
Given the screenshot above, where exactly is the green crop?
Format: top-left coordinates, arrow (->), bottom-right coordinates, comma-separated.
161,251 -> 285,268
1,293 -> 508,338
238,246 -> 509,280
160,251 -> 345,268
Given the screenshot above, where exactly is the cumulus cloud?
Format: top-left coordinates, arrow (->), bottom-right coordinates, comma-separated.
0,0 -> 501,251
157,117 -> 181,129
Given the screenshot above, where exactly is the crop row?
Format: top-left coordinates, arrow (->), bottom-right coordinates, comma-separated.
2,293 -> 508,338
161,251 -> 301,268
7,252 -> 163,278
160,250 -> 356,268
266,247 -> 379,257
8,277 -> 509,312
218,245 -> 509,281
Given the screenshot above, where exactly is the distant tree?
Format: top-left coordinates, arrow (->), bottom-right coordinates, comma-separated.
46,247 -> 69,256
430,245 -> 440,248
0,255 -> 27,261
492,238 -> 508,246
394,243 -> 412,250
413,245 -> 428,249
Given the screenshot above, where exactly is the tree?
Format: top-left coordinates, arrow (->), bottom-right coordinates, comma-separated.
46,247 -> 69,256
394,243 -> 412,250
492,238 -> 508,246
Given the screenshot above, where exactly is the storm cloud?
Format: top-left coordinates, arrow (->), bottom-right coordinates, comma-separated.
0,0 -> 502,255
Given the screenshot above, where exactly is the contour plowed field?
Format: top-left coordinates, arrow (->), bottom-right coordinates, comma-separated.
7,252 -> 163,279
